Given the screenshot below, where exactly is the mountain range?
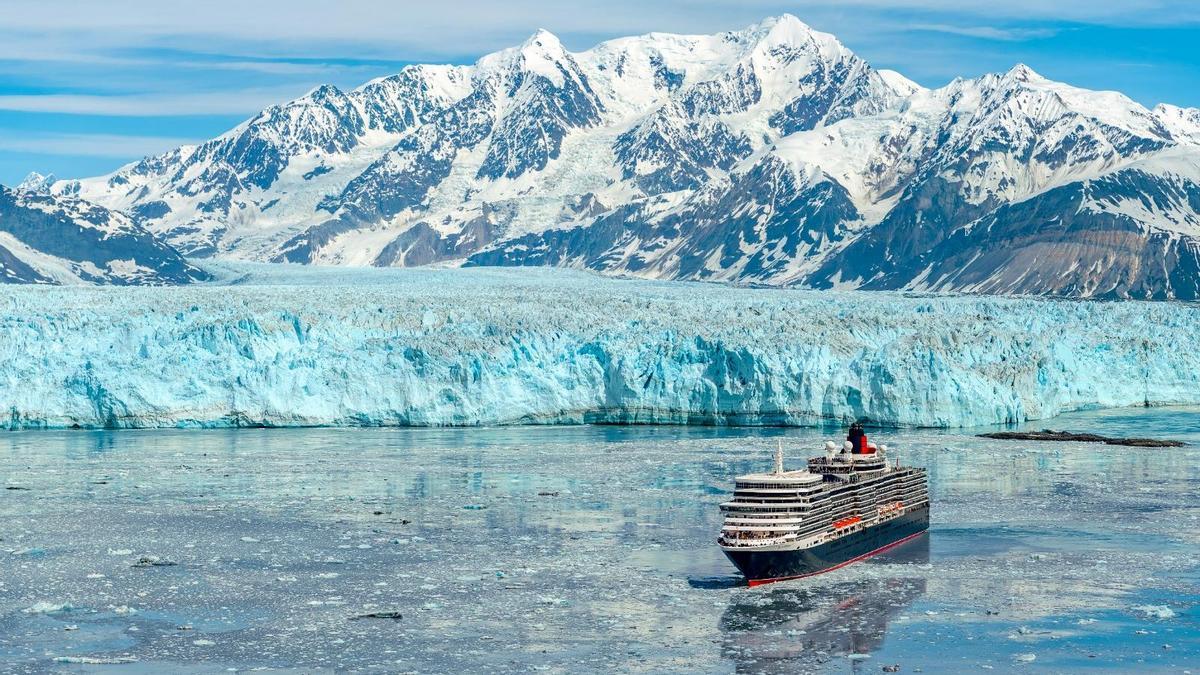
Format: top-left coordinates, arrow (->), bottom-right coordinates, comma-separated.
0,181 -> 207,284
10,15 -> 1200,297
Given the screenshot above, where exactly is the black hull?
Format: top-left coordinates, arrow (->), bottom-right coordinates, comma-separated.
724,504 -> 930,585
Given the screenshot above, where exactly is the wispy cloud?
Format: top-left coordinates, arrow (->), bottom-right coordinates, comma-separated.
0,1 -> 1193,63
0,86 -> 313,116
908,23 -> 1061,41
0,131 -> 197,158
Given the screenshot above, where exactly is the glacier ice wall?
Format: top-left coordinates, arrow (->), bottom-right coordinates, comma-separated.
0,265 -> 1196,430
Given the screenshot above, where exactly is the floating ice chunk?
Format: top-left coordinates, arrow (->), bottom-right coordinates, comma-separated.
11,547 -> 45,556
1132,604 -> 1176,619
193,639 -> 215,646
53,656 -> 138,664
107,548 -> 133,556
23,602 -> 73,614
240,536 -> 260,543
1014,653 -> 1037,663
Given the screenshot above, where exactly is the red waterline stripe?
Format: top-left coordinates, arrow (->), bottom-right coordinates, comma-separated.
746,529 -> 929,587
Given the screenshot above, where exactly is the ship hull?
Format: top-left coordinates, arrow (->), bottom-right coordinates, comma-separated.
723,504 -> 930,586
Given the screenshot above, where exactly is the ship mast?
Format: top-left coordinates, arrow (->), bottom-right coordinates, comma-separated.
774,439 -> 784,475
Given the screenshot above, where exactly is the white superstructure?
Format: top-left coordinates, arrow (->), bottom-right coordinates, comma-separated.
718,431 -> 929,553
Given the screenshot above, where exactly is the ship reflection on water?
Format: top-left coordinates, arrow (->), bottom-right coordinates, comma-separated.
719,535 -> 929,673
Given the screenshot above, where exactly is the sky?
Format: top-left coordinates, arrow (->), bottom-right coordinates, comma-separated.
0,0 -> 1197,186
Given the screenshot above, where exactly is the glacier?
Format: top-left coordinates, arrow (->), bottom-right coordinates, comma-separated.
0,264 -> 1197,430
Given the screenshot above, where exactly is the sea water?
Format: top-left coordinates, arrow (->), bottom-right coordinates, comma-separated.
1,407 -> 1197,673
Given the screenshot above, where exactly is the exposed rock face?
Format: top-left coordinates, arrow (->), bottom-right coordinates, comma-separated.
46,15 -> 1200,299
0,186 -> 209,285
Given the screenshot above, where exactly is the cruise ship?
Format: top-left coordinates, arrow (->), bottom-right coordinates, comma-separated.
718,424 -> 929,586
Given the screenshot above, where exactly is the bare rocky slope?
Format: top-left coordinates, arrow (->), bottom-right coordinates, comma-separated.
0,183 -> 208,285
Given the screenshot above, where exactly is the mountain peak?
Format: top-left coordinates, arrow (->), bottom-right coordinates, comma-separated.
1154,102 -> 1200,141
1155,102 -> 1199,118
745,13 -> 822,44
472,27 -> 571,86
302,83 -> 346,101
17,171 -> 55,194
522,28 -> 561,48
739,12 -> 853,64
759,13 -> 813,31
878,69 -> 922,97
518,28 -> 566,59
1003,63 -> 1044,84
478,27 -> 570,79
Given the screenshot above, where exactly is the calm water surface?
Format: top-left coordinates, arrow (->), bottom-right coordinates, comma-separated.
2,408 -> 1198,673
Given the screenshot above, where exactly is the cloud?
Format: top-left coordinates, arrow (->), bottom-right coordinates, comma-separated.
908,23 -> 1061,41
0,1 -> 1194,62
733,0 -> 1198,26
0,132 -> 197,158
0,86 -> 313,116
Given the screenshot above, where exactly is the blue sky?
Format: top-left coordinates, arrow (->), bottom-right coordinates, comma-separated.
0,0 -> 1197,186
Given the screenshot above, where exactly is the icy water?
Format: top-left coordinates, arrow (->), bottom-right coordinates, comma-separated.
2,409 -> 1198,673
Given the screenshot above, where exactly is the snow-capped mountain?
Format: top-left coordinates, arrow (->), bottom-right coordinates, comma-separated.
0,184 -> 208,285
46,14 -> 1200,299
